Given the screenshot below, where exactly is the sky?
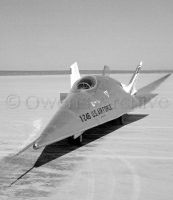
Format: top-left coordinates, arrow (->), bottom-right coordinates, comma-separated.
0,0 -> 173,70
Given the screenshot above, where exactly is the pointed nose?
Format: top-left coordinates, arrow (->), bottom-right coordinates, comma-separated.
32,104 -> 84,149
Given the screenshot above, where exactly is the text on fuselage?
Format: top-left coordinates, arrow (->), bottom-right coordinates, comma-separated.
79,104 -> 113,122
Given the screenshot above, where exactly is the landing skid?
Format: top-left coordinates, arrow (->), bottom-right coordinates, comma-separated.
68,134 -> 83,146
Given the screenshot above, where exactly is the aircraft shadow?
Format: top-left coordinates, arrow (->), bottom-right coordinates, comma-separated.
34,113 -> 148,168
9,113 -> 148,186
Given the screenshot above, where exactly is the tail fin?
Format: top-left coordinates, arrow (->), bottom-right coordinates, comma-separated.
122,61 -> 142,94
70,62 -> 81,87
102,65 -> 110,76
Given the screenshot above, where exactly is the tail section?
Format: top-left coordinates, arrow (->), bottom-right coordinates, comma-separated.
70,62 -> 81,87
102,65 -> 110,76
128,61 -> 142,87
122,61 -> 142,94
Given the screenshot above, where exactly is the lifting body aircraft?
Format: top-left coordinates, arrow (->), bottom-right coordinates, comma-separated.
16,62 -> 171,155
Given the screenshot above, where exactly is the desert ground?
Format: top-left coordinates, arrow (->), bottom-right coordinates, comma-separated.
0,73 -> 172,200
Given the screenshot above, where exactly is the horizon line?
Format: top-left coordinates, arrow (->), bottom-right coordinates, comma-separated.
0,69 -> 172,76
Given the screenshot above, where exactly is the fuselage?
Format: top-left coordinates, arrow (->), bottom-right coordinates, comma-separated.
34,75 -> 139,149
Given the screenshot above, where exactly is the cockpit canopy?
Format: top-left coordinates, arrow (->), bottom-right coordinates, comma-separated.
75,76 -> 97,91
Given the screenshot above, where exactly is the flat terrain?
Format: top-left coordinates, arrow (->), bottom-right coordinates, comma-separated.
0,73 -> 172,200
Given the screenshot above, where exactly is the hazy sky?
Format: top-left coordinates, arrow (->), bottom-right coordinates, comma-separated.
0,0 -> 173,70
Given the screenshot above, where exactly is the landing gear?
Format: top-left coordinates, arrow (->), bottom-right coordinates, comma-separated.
117,114 -> 127,125
68,134 -> 83,146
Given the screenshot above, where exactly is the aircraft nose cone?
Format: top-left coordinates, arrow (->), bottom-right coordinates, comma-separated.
33,105 -> 83,149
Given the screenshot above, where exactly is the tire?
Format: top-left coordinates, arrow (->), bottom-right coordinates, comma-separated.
118,114 -> 127,125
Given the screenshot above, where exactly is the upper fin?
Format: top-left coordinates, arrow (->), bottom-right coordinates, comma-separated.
70,62 -> 81,88
102,65 -> 110,76
122,61 -> 142,94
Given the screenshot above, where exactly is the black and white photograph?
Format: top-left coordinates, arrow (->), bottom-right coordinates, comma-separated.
0,0 -> 173,199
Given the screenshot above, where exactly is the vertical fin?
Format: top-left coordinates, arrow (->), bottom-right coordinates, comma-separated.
122,61 -> 142,94
70,62 -> 81,88
102,65 -> 110,76
128,61 -> 142,86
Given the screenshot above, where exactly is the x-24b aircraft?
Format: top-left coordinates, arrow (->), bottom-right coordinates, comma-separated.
16,62 -> 171,155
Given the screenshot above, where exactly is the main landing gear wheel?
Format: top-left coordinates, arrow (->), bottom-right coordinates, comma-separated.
68,134 -> 83,146
118,114 -> 128,125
